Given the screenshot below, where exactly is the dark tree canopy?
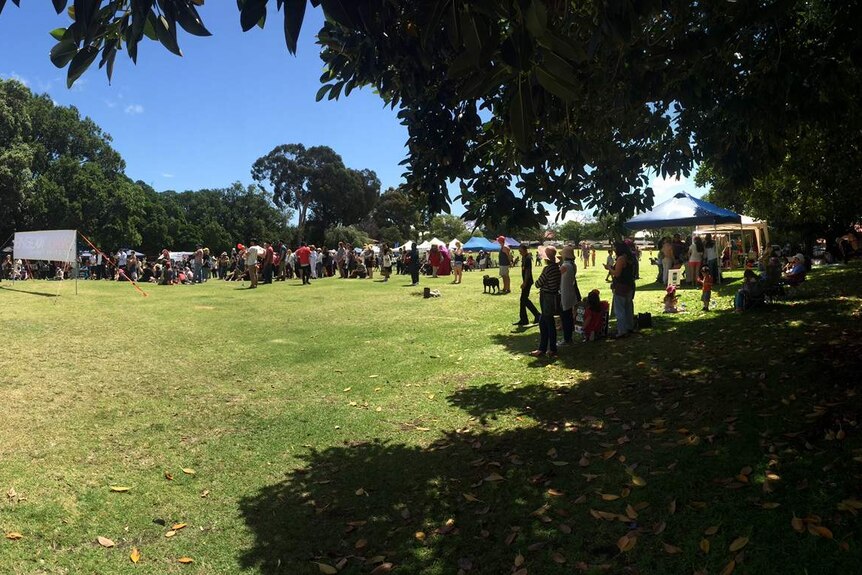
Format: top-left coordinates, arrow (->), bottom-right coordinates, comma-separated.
4,0 -> 860,232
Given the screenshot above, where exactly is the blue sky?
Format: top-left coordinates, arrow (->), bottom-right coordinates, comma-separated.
0,3 -> 704,221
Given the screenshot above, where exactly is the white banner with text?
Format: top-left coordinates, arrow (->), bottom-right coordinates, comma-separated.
14,230 -> 77,263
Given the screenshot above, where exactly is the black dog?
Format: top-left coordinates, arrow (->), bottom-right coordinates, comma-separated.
483,274 -> 500,293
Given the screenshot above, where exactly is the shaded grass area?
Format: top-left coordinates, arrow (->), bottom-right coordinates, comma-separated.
1,261 -> 861,574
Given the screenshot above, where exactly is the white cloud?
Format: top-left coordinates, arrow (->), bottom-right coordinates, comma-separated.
1,72 -> 30,86
161,173 -> 174,178
124,104 -> 144,115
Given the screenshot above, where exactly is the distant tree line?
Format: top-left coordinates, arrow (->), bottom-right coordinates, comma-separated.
0,79 -> 438,255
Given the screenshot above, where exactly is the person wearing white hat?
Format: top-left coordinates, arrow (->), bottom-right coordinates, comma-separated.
782,253 -> 807,286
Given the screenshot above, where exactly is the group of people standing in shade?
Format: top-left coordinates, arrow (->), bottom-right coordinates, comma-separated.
513,241 -> 638,359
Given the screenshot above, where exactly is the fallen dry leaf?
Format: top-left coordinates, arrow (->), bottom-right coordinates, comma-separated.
552,551 -> 566,564
729,536 -> 749,552
808,524 -> 833,539
600,493 -> 620,501
653,521 -> 667,535
631,476 -> 647,487
663,542 -> 682,554
5,532 -> 23,540
485,472 -> 504,482
414,531 -> 426,541
720,560 -> 736,575
164,471 -> 174,481
355,538 -> 368,550
700,538 -> 710,553
617,533 -> 637,552
172,523 -> 187,531
704,525 -> 720,536
514,553 -> 525,567
165,530 -> 177,538
760,502 -> 780,509
182,468 -> 196,476
791,516 -> 805,533
130,548 -> 141,564
97,536 -> 115,548
316,563 -> 338,574
109,486 -> 131,493
370,563 -> 394,575
177,557 -> 194,564
668,499 -> 677,514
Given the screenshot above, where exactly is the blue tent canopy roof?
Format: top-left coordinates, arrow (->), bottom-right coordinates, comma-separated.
625,192 -> 742,229
462,237 -> 499,251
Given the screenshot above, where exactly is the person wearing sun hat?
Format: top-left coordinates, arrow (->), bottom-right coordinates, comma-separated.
782,253 -> 807,285
530,246 -> 561,359
557,245 -> 580,345
497,236 -> 512,294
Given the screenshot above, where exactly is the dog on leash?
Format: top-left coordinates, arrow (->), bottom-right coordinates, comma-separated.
483,275 -> 500,293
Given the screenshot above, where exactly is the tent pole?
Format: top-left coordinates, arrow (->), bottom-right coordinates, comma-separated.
713,221 -> 720,285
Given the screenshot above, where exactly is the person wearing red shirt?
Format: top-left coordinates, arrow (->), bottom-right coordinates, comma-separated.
295,242 -> 312,284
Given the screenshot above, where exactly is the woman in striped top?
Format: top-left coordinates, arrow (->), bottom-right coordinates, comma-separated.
530,246 -> 562,359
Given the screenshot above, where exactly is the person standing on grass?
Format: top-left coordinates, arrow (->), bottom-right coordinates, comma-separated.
409,242 -> 420,286
295,242 -> 312,284
262,241 -> 275,284
310,245 -> 320,279
591,245 -> 596,268
514,244 -> 541,326
452,241 -> 465,284
686,236 -> 703,286
698,265 -> 713,311
244,239 -> 264,288
497,236 -> 512,294
558,245 -> 580,346
530,246 -> 561,359
581,242 -> 590,269
380,243 -> 393,282
428,244 -> 441,278
336,242 -> 347,278
277,240 -> 287,281
606,242 -> 636,338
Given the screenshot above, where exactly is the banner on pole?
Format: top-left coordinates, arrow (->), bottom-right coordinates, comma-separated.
13,230 -> 77,263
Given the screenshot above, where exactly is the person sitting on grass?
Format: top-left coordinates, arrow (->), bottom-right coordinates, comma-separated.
663,285 -> 679,313
582,289 -> 606,341
349,260 -> 368,279
734,269 -> 763,312
782,253 -> 807,286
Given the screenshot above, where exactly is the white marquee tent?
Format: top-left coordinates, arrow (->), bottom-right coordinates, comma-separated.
694,215 -> 770,254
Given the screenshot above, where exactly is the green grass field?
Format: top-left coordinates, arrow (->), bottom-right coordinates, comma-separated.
1,259 -> 861,574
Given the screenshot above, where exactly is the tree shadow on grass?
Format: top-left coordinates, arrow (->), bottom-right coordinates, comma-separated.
237,272 -> 862,575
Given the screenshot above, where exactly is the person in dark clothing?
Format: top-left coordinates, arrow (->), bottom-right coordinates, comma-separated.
409,243 -> 420,286
514,245 -> 540,326
530,246 -> 561,358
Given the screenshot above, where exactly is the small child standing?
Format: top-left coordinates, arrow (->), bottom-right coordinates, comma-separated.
663,285 -> 679,313
604,249 -> 615,282
698,266 -> 713,311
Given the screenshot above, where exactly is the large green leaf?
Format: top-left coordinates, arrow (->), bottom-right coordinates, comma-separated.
525,0 -> 547,38
52,0 -> 67,13
281,0 -> 306,54
240,0 -> 267,32
67,44 -> 99,87
176,0 -> 211,37
50,39 -> 78,68
152,12 -> 182,56
509,75 -> 533,152
50,27 -> 67,41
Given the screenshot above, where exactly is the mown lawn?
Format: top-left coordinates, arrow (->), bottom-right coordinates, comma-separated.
1,258 -> 861,574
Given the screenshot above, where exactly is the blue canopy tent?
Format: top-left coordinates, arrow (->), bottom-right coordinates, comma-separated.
625,192 -> 742,285
625,192 -> 742,229
504,237 -> 521,248
462,237 -> 499,252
